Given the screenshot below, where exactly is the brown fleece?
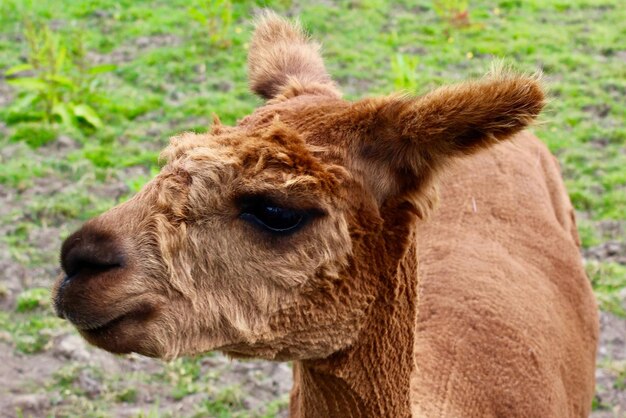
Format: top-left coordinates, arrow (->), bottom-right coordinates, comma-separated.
52,12 -> 598,418
412,133 -> 598,417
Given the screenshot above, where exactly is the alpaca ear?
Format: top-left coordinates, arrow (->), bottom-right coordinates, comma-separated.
248,11 -> 340,100
350,72 -> 545,208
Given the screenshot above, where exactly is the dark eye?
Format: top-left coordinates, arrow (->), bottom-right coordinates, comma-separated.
240,198 -> 309,234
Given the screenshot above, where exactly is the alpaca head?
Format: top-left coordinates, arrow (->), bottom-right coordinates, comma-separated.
53,12 -> 544,361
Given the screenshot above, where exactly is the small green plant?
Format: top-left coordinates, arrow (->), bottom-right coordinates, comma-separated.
254,0 -> 293,10
586,261 -> 626,317
116,387 -> 139,403
53,363 -> 84,389
83,144 -> 115,168
390,54 -> 419,91
591,394 -> 607,411
4,19 -> 114,131
160,357 -> 204,400
6,313 -> 66,353
433,0 -> 471,28
132,401 -> 161,418
16,287 -> 50,312
189,0 -> 233,48
8,123 -> 57,148
614,362 -> 626,390
260,396 -> 289,418
194,386 -> 244,418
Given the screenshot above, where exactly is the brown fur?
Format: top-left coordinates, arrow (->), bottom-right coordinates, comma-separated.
248,11 -> 340,101
52,12 -> 598,417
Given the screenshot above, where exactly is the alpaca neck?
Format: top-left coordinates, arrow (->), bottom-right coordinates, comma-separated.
290,232 -> 418,417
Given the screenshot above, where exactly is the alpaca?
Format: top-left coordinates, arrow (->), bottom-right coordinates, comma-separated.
52,12 -> 598,417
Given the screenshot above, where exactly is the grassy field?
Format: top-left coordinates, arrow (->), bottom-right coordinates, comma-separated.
0,0 -> 624,416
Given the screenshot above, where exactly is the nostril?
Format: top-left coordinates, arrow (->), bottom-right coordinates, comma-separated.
60,226 -> 125,282
64,251 -> 124,280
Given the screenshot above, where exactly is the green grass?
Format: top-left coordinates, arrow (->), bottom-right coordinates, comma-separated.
587,261 -> 626,317
0,0 -> 624,416
9,123 -> 57,148
16,287 -> 51,312
193,386 -> 246,418
159,357 -> 205,401
0,309 -> 68,354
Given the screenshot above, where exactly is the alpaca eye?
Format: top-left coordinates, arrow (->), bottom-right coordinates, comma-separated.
240,199 -> 308,234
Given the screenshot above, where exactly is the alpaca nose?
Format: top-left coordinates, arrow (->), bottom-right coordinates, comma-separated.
60,225 -> 126,284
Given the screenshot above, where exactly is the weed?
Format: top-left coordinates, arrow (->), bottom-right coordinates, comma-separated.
16,287 -> 51,312
586,261 -> 626,317
591,394 -> 608,411
390,54 -> 419,92
116,387 -> 139,403
194,385 -> 244,418
8,123 -> 57,148
0,153 -> 46,189
189,0 -> 234,48
0,311 -> 66,354
160,357 -> 204,400
260,396 -> 289,417
615,362 -> 626,390
133,402 -> 162,418
577,219 -> 602,248
255,0 -> 293,10
4,19 -> 114,132
50,363 -> 107,401
53,364 -> 84,389
83,144 -> 115,168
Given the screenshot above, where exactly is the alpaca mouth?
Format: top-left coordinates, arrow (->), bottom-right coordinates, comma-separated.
76,303 -> 155,339
75,312 -> 133,334
70,303 -> 160,356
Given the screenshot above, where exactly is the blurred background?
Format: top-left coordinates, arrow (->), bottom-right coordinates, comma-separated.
0,0 -> 624,416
